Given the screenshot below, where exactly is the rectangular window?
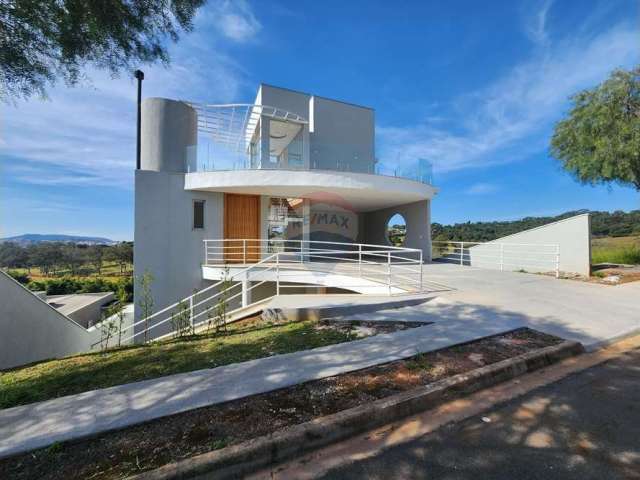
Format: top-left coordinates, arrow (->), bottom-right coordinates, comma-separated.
193,200 -> 205,229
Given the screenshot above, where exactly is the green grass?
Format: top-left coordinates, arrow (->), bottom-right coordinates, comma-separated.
0,319 -> 356,410
591,236 -> 640,265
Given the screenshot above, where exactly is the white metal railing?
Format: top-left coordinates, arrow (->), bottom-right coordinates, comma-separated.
204,239 -> 424,293
104,240 -> 426,346
432,241 -> 560,278
90,253 -> 284,348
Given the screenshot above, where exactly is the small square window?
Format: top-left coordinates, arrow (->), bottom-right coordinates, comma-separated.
193,200 -> 205,229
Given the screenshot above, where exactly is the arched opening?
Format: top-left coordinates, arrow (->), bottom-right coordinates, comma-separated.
386,213 -> 407,247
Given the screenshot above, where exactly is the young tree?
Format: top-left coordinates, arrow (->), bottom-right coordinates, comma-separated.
114,285 -> 129,347
170,298 -> 192,338
214,267 -> 232,334
62,244 -> 83,275
88,245 -> 105,276
137,269 -> 154,343
106,242 -> 133,274
551,65 -> 640,191
99,308 -> 118,351
1,0 -> 206,101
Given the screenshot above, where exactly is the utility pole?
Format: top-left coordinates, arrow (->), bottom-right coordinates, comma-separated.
134,70 -> 144,170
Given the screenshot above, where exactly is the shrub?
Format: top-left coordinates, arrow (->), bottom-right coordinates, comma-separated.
27,276 -> 134,301
6,269 -> 30,284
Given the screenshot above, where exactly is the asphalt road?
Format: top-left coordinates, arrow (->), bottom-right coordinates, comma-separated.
320,347 -> 640,480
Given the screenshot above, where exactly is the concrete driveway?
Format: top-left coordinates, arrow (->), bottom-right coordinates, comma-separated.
340,263 -> 640,350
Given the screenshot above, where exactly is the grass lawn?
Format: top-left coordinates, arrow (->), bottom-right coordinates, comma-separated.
0,318 -> 357,410
591,236 -> 640,265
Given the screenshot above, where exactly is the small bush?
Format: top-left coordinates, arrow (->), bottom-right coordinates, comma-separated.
6,270 -> 30,284
27,276 -> 133,301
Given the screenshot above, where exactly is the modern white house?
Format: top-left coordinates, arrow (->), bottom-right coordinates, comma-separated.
133,84 -> 438,340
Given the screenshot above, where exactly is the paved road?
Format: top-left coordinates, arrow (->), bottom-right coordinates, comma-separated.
321,347 -> 640,480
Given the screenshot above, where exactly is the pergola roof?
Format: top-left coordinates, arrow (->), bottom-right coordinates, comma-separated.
187,103 -> 307,154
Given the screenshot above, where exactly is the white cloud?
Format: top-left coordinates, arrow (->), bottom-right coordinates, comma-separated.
465,183 -> 499,195
377,22 -> 638,176
525,0 -> 554,46
208,0 -> 261,43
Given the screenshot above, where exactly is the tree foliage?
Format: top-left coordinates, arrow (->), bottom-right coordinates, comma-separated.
432,209 -> 640,242
551,66 -> 640,191
0,0 -> 205,100
0,240 -> 133,275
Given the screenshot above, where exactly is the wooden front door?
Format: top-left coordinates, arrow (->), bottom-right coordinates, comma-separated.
224,194 -> 260,263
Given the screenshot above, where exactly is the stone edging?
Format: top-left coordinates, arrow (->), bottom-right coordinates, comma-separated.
129,340 -> 584,480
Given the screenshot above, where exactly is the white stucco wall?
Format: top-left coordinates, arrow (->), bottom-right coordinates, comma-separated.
468,214 -> 591,276
363,200 -> 432,262
134,170 -> 223,339
311,96 -> 375,174
257,84 -> 375,174
0,271 -> 99,370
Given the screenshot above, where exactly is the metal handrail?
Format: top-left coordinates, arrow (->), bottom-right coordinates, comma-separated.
431,240 -> 560,278
109,240 -> 425,347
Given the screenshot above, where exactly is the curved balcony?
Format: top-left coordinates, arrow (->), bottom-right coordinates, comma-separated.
185,167 -> 436,212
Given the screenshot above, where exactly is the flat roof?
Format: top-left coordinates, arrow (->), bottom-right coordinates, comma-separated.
259,83 -> 374,111
47,292 -> 113,316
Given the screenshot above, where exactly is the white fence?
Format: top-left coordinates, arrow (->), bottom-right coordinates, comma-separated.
432,241 -> 560,278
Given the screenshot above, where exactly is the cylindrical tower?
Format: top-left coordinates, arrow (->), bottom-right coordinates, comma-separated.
140,98 -> 197,173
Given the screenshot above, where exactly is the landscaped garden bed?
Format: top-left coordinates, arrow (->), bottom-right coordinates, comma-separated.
0,315 -> 421,409
0,327 -> 563,480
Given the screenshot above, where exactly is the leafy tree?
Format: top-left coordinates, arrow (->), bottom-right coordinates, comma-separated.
551,66 -> 640,191
106,242 -> 133,273
431,209 -> 640,242
1,0 -> 206,101
87,245 -> 105,275
0,242 -> 27,269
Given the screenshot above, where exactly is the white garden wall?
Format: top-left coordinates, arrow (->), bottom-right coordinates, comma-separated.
0,271 -> 101,370
468,214 -> 591,276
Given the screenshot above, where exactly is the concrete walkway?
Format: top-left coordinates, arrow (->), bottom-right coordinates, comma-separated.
0,315 -> 522,460
1,264 -> 637,459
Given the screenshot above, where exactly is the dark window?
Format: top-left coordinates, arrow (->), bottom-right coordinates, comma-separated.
193,200 -> 205,229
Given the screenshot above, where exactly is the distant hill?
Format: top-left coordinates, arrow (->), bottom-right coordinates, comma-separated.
0,234 -> 116,245
432,210 -> 640,242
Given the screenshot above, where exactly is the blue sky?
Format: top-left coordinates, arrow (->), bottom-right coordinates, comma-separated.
1,0 -> 638,240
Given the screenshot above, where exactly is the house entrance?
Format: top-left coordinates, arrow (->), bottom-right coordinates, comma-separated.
224,194 -> 260,263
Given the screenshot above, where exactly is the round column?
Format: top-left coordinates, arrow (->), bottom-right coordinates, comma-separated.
140,98 -> 197,173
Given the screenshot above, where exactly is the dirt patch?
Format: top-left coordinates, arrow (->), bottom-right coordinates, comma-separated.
542,266 -> 640,285
317,318 -> 428,338
0,328 -> 563,480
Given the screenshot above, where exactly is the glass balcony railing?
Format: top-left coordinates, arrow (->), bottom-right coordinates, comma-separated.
184,103 -> 434,186
186,142 -> 434,186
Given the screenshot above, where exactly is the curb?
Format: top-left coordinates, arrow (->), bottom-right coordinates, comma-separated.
129,340 -> 584,480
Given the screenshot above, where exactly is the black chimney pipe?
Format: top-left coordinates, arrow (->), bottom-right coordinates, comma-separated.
134,70 -> 144,170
